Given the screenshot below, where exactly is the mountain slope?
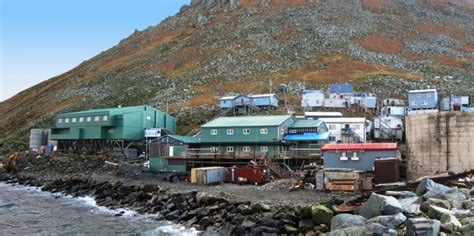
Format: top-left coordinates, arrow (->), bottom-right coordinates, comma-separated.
1,0 -> 473,151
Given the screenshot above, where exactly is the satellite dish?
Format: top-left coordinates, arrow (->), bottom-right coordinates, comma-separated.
278,84 -> 288,93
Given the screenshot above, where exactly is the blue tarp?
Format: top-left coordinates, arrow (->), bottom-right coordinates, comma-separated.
283,132 -> 330,141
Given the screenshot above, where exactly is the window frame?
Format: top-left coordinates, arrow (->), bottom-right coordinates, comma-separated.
226,129 -> 234,135
94,116 -> 100,122
260,146 -> 268,152
72,118 -> 77,123
226,146 -> 234,153
243,128 -> 251,135
103,115 -> 108,121
58,118 -> 63,124
260,128 -> 268,135
79,117 -> 84,123
243,146 -> 251,152
210,129 -> 218,135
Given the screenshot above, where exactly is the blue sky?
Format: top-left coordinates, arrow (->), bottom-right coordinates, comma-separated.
0,0 -> 190,101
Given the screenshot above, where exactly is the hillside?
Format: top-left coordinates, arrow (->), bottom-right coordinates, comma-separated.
1,0 -> 473,152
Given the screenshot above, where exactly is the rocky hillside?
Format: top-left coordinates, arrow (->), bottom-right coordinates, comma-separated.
1,0 -> 472,151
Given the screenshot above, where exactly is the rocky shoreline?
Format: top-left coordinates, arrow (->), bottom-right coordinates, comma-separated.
0,173 -> 334,235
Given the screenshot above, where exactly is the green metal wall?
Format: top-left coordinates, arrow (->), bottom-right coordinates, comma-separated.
50,105 -> 176,141
201,126 -> 281,143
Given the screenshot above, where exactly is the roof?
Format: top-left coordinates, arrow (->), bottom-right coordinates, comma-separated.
319,117 -> 366,123
305,112 -> 343,117
166,135 -> 200,144
408,89 -> 437,93
284,132 -> 330,141
303,90 -> 324,94
321,143 -> 397,151
330,84 -> 353,94
57,105 -> 164,116
219,96 -> 237,100
289,119 -> 323,128
250,94 -> 277,98
202,115 -> 293,128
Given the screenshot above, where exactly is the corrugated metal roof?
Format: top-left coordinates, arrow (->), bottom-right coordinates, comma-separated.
289,119 -> 323,128
304,112 -> 343,117
167,135 -> 200,144
57,105 -> 163,116
219,96 -> 237,100
408,89 -> 437,93
330,84 -> 353,94
321,143 -> 397,151
283,132 -> 330,141
319,117 -> 366,123
303,90 -> 324,94
202,115 -> 293,128
250,94 -> 277,98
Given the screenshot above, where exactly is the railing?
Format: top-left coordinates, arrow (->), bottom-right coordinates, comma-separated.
288,148 -> 322,158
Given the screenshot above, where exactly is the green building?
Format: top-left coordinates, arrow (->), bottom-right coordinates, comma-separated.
195,115 -> 295,159
50,105 -> 176,141
149,135 -> 200,173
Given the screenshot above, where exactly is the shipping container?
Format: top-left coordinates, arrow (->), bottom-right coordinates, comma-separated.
193,167 -> 227,185
374,158 -> 400,184
227,167 -> 269,185
315,172 -> 325,190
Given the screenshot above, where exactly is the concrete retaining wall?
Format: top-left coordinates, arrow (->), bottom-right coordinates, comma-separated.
406,111 -> 474,180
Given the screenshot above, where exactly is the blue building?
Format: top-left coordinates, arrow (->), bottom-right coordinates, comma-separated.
408,89 -> 438,110
284,120 -> 329,158
322,143 -> 398,171
218,95 -> 254,109
329,84 -> 353,95
250,94 -> 279,108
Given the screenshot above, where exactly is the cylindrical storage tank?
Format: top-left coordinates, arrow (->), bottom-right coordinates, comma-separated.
29,129 -> 46,150
195,167 -> 226,185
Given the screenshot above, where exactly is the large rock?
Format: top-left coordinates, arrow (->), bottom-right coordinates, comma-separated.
423,187 -> 458,200
367,212 -> 407,229
420,198 -> 451,212
322,226 -> 366,236
398,197 -> 422,215
385,191 -> 417,199
196,192 -> 218,205
358,193 -> 402,219
366,222 -> 397,235
299,218 -> 315,232
330,214 -> 367,231
311,204 -> 334,225
461,223 -> 474,236
440,213 -> 462,232
445,192 -> 467,209
407,217 -> 441,236
416,178 -> 451,196
428,205 -> 453,220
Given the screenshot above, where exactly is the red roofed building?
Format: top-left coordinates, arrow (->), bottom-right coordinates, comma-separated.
322,143 -> 398,171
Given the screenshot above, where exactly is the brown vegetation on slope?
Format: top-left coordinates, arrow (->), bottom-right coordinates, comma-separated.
354,34 -> 403,54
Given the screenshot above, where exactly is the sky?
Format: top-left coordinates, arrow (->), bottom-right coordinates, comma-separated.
0,0 -> 190,101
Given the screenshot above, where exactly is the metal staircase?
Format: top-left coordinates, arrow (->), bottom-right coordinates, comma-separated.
256,154 -> 292,179
379,119 -> 397,141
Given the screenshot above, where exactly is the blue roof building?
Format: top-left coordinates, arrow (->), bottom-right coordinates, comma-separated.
330,84 -> 353,94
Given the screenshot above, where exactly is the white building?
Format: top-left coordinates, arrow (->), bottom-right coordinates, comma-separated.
304,112 -> 343,120
383,98 -> 405,107
374,115 -> 404,141
301,90 -> 325,109
324,98 -> 349,108
319,117 -> 367,143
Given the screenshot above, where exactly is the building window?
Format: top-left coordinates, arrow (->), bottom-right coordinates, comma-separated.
421,101 -> 428,105
328,124 -> 336,130
260,146 -> 268,152
211,129 -> 218,135
58,118 -> 63,124
210,146 -> 218,152
108,129 -> 114,134
227,129 -> 234,135
65,118 -> 70,123
72,118 -> 77,123
79,117 -> 84,122
427,93 -> 431,97
260,128 -> 268,135
413,101 -> 418,106
340,152 -> 348,161
146,115 -> 151,120
103,116 -> 108,121
417,93 -> 421,97
94,116 -> 100,122
307,117 -> 314,120
243,128 -> 251,135
351,152 -> 359,161
87,117 -> 92,122
226,146 -> 234,152
243,146 -> 251,152
289,129 -> 297,134
352,124 -> 360,130
329,136 -> 336,142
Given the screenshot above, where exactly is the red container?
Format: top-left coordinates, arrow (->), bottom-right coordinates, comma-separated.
227,167 -> 269,185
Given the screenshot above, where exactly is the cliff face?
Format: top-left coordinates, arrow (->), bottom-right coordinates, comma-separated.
0,0 -> 472,151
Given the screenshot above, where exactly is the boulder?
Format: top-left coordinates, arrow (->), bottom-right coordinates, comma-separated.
117,185 -> 132,196
462,200 -> 472,210
367,212 -> 407,229
415,178 -> 451,196
251,202 -> 270,212
311,204 -> 334,225
196,192 -> 218,205
420,198 -> 451,212
142,184 -> 158,193
423,187 -> 458,200
219,222 -> 236,236
406,217 -> 441,236
444,192 -> 467,209
251,226 -> 280,234
461,223 -> 474,236
366,222 -> 397,236
257,218 -> 280,229
460,217 -> 474,225
322,226 -> 366,236
165,209 -> 180,221
284,225 -> 298,234
236,204 -> 253,215
358,193 -> 402,219
385,191 -> 417,199
440,213 -> 462,232
398,197 -> 422,215
330,214 -> 367,231
428,205 -> 453,220
298,206 -> 313,219
299,218 -> 316,231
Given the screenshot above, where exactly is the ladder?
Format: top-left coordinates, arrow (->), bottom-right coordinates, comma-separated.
257,154 -> 291,179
